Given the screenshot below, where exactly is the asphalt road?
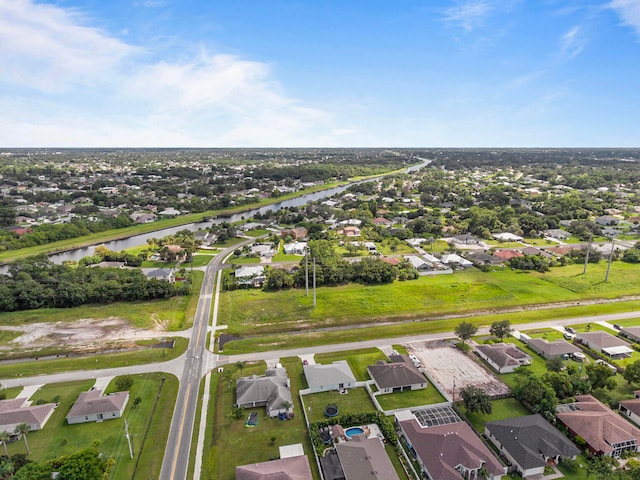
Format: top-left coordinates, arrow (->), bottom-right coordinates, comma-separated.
158,240 -> 252,480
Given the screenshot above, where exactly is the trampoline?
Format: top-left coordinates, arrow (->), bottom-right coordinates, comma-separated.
324,404 -> 339,417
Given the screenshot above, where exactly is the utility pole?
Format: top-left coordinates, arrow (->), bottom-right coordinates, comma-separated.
125,419 -> 133,459
305,248 -> 309,296
583,234 -> 592,275
313,257 -> 316,307
605,237 -> 615,282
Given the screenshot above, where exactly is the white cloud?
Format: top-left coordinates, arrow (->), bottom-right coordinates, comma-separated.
610,0 -> 640,37
0,0 -> 344,147
559,26 -> 585,59
0,0 -> 136,91
444,1 -> 492,31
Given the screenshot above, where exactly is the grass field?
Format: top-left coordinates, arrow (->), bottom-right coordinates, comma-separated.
303,388 -> 378,424
376,384 -> 447,411
228,256 -> 261,265
218,263 -> 640,340
314,348 -> 388,381
463,397 -> 530,432
3,374 -> 178,480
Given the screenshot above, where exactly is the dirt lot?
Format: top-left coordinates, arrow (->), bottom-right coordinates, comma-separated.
0,317 -> 171,355
407,340 -> 510,399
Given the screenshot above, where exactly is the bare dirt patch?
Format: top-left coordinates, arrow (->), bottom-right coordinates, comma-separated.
0,317 -> 169,354
407,340 -> 510,399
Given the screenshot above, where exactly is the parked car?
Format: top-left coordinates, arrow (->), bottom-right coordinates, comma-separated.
613,324 -> 622,330
565,327 -> 576,334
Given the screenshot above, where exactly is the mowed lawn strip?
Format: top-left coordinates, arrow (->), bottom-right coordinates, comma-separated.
375,385 -> 447,411
303,388 -> 378,424
0,337 -> 187,378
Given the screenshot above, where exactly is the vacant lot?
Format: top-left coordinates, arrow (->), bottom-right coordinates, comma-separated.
408,340 -> 510,399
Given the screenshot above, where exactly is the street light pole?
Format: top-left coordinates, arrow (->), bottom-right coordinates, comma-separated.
313,257 -> 316,307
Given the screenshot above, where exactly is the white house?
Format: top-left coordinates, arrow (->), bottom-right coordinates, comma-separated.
303,361 -> 356,393
66,389 -> 129,424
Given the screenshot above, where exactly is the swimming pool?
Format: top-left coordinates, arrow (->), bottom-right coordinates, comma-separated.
345,427 -> 364,438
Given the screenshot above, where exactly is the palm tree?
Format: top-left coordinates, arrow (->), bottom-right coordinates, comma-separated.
235,361 -> 246,376
14,423 -> 29,455
0,431 -> 9,457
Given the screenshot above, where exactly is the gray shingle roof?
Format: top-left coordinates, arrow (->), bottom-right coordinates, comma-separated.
335,434 -> 400,480
367,355 -> 426,389
236,455 -> 313,480
66,389 -> 129,419
486,414 -> 579,470
303,361 -> 355,388
0,399 -> 56,431
236,369 -> 292,412
527,338 -> 580,357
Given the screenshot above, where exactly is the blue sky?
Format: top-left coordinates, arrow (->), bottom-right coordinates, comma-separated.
1,0 -> 639,147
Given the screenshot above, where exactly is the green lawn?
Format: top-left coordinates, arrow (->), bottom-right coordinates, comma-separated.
182,254 -> 214,268
314,348 -> 388,381
4,374 -> 178,480
376,385 -> 447,411
376,241 -> 416,255
245,229 -> 269,237
302,388 -> 378,424
228,256 -> 261,265
463,397 -> 530,432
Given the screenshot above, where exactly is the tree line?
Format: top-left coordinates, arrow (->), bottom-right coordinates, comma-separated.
0,255 -> 189,312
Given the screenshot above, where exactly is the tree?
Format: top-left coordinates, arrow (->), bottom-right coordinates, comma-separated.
585,363 -> 616,391
0,431 -> 9,458
460,386 -> 492,414
545,356 -> 565,372
115,375 -> 134,391
455,321 -> 477,345
13,461 -> 53,480
235,361 -> 246,375
512,374 -> 557,417
56,448 -> 107,480
624,360 -> 640,385
14,424 -> 29,455
489,320 -> 512,341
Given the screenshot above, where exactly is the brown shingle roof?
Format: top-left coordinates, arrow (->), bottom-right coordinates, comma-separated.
367,355 -> 426,390
236,455 -> 313,480
335,434 -> 400,480
557,395 -> 640,455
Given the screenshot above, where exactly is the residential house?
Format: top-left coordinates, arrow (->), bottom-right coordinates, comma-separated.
575,331 -> 633,359
367,354 -> 427,394
335,434 -> 400,480
465,251 -> 503,267
235,368 -> 293,418
236,454 -> 313,480
440,253 -> 473,268
475,343 -> 532,374
485,414 -> 579,478
250,244 -> 276,258
493,249 -> 524,261
557,394 -> 640,457
619,326 -> 640,344
234,266 -> 266,287
451,234 -> 483,246
520,246 -> 554,259
544,229 -> 571,240
66,389 -> 129,424
146,268 -> 175,283
595,215 -> 619,226
0,399 -> 56,438
492,233 -> 523,242
130,212 -> 157,224
396,410 -> 505,480
283,241 -> 307,255
373,217 -> 394,227
526,338 -> 581,359
619,392 -> 640,426
337,226 -> 361,237
405,238 -> 427,248
404,255 -> 432,272
280,227 -> 308,240
158,207 -> 181,216
303,361 -> 356,393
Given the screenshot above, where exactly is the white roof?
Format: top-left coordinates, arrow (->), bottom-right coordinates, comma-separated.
235,266 -> 265,278
603,346 -> 634,356
279,443 -> 305,459
303,361 -> 355,388
492,232 -> 523,241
